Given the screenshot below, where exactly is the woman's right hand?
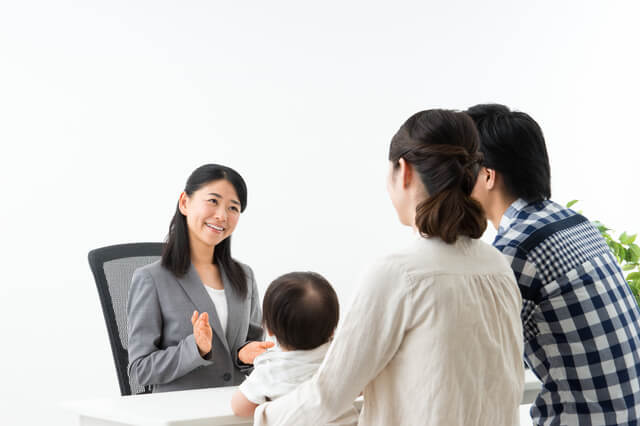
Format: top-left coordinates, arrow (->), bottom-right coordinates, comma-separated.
191,310 -> 213,357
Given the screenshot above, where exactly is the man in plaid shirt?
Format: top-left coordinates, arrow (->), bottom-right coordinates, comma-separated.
467,104 -> 640,425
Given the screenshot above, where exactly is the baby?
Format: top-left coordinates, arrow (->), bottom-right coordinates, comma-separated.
231,271 -> 358,424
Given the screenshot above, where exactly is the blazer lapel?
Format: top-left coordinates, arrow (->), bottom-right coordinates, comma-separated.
220,264 -> 245,351
176,264 -> 230,354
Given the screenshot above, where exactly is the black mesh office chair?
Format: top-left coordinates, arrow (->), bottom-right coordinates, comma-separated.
88,242 -> 164,396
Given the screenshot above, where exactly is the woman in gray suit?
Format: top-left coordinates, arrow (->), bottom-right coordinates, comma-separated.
127,164 -> 272,392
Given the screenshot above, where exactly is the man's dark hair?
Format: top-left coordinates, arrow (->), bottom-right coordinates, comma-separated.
466,104 -> 551,202
262,272 -> 339,351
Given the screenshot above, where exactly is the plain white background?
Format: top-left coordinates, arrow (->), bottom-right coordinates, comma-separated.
1,1 -> 639,424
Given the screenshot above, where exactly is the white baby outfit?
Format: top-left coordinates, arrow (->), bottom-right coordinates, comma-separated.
240,342 -> 358,425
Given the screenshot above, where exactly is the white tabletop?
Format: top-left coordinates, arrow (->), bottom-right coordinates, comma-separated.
61,371 -> 541,426
61,386 -> 250,426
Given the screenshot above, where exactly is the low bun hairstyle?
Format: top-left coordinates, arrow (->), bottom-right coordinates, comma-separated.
389,109 -> 487,244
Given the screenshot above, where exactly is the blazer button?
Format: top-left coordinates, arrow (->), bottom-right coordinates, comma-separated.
223,372 -> 231,382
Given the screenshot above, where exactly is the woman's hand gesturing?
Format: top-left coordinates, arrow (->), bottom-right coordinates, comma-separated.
238,341 -> 275,364
191,310 -> 213,357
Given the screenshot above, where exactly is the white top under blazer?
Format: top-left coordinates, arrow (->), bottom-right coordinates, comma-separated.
204,286 -> 228,337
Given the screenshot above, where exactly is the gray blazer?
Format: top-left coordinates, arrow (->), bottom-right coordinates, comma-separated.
127,260 -> 264,392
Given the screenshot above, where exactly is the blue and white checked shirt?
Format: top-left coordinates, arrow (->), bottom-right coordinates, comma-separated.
495,199 -> 640,425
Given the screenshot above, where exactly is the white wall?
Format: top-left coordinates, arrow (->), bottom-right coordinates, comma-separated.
1,1 -> 639,424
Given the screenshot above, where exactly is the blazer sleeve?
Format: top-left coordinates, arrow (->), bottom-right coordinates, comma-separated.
234,265 -> 265,374
127,268 -> 213,387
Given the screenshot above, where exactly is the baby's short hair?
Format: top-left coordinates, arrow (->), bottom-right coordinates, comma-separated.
262,271 -> 339,350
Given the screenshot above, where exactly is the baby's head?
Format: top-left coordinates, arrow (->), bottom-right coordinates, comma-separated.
262,271 -> 339,351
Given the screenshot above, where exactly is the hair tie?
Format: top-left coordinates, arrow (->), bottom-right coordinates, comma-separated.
463,152 -> 484,170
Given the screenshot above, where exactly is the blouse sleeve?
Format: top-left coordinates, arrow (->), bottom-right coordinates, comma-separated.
254,259 -> 415,425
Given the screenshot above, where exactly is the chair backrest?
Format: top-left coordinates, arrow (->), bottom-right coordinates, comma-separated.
88,242 -> 164,396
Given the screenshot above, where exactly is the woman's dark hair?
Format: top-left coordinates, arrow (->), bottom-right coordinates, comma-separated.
262,272 -> 339,351
162,164 -> 249,297
466,103 -> 551,202
389,109 -> 487,244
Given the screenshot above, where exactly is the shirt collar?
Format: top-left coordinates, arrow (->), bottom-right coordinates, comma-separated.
498,198 -> 529,234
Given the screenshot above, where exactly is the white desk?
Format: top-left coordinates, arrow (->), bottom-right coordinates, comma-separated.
61,386 -> 251,426
62,371 -> 541,426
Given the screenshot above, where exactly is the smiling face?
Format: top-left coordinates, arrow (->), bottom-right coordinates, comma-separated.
179,179 -> 242,251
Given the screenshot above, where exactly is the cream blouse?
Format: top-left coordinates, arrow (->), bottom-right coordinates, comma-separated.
255,236 -> 524,426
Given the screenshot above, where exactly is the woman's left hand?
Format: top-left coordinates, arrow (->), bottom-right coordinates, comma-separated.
238,341 -> 275,364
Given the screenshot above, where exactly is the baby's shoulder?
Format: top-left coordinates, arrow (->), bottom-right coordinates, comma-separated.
253,347 -> 283,368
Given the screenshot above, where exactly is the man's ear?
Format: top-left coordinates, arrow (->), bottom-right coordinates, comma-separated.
483,167 -> 497,191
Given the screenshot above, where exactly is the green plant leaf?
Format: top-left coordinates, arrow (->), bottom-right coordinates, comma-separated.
566,200 -> 579,208
620,232 -> 637,245
625,248 -> 635,263
628,281 -> 640,303
626,272 -> 640,281
620,231 -> 629,243
630,244 -> 640,258
618,246 -> 626,263
608,241 -> 622,262
610,242 -> 624,262
622,264 -> 637,271
593,220 -> 610,233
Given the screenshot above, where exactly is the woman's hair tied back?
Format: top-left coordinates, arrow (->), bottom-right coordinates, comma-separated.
389,109 -> 487,243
